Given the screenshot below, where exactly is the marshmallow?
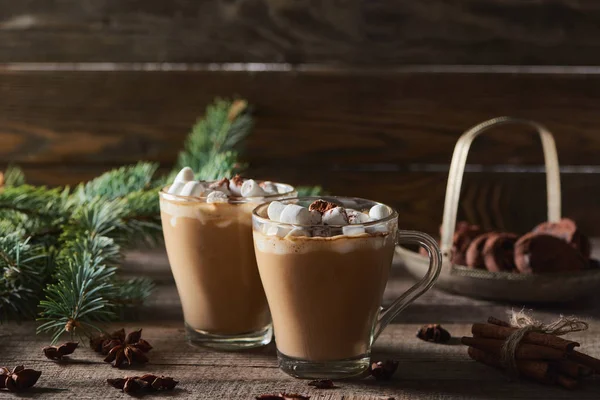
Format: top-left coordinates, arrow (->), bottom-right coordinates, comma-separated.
343,225 -> 366,236
322,207 -> 349,225
266,225 -> 292,238
260,181 -> 279,195
167,181 -> 185,195
267,201 -> 287,221
346,209 -> 370,224
207,191 -> 229,203
209,179 -> 231,195
174,167 -> 194,183
280,204 -> 312,225
229,176 -> 244,196
369,204 -> 391,220
179,181 -> 205,197
286,227 -> 310,238
241,179 -> 267,197
366,224 -> 389,234
310,210 -> 322,225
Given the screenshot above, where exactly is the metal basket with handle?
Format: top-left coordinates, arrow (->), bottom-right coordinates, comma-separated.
396,116 -> 600,302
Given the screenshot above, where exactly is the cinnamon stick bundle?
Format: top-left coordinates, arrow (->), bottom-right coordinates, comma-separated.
472,323 -> 578,352
461,337 -> 565,360
467,347 -> 578,389
464,316 -> 600,390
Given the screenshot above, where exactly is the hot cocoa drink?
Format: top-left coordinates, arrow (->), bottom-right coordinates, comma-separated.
160,167 -> 295,349
252,197 -> 442,378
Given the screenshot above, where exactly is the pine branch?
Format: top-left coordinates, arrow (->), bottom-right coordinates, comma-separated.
37,201 -> 125,342
176,99 -> 252,180
0,232 -> 49,320
3,164 -> 26,187
76,162 -> 158,202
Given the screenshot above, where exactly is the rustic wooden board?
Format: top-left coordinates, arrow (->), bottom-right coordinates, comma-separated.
3,69 -> 600,166
2,250 -> 600,399
2,69 -> 600,234
1,1 -> 600,65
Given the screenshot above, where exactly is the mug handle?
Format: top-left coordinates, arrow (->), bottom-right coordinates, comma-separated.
373,230 -> 442,340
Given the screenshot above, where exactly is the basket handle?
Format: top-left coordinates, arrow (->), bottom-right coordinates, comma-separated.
440,116 -> 562,260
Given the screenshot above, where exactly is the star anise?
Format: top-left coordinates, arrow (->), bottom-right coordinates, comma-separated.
107,374 -> 178,394
256,394 -> 310,400
0,366 -> 42,392
90,328 -> 126,354
308,379 -> 336,389
416,324 -> 451,343
102,329 -> 152,368
43,342 -> 79,360
370,360 -> 399,381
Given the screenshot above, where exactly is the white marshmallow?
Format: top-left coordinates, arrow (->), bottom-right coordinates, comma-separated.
266,225 -> 292,238
343,225 -> 366,236
179,181 -> 205,197
346,209 -> 370,224
267,201 -> 287,221
310,210 -> 322,225
279,204 -> 312,225
366,224 -> 390,234
322,207 -> 349,225
286,227 -> 310,238
241,179 -> 267,197
369,204 -> 391,221
167,181 -> 185,195
209,179 -> 231,195
207,191 -> 229,203
174,167 -> 194,183
260,181 -> 278,195
229,178 -> 244,196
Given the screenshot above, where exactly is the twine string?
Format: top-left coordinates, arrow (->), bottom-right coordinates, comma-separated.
500,310 -> 589,377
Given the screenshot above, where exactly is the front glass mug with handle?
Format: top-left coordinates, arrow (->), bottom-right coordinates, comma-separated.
252,196 -> 442,379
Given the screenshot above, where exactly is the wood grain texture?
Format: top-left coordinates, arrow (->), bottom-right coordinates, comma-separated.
1,1 -> 600,65
2,70 -> 600,166
3,250 -> 600,399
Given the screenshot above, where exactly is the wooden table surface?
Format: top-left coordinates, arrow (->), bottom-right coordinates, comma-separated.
2,248 -> 600,399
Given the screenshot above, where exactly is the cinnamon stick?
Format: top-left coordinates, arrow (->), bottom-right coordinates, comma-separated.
488,316 -> 511,327
554,374 -> 579,390
467,347 -> 577,389
467,347 -> 549,382
553,360 -> 593,378
462,336 -> 565,360
568,350 -> 600,375
472,323 -> 579,352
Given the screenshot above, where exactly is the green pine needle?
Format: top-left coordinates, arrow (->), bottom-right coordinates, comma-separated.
3,165 -> 25,187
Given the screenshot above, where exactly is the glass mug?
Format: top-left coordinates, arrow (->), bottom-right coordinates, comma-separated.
159,181 -> 296,350
252,196 -> 442,378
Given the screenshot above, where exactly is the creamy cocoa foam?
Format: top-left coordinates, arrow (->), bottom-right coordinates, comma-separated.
160,168 -> 295,342
252,198 -> 398,361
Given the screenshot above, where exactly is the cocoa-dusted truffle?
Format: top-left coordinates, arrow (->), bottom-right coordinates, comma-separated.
465,232 -> 495,269
514,233 -> 587,274
450,222 -> 483,265
533,218 -> 591,258
482,233 -> 518,272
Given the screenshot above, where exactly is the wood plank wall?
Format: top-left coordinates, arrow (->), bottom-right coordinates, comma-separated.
1,1 -> 599,235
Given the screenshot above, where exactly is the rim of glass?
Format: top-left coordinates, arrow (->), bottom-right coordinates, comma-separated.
252,196 -> 398,228
160,181 -> 296,203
